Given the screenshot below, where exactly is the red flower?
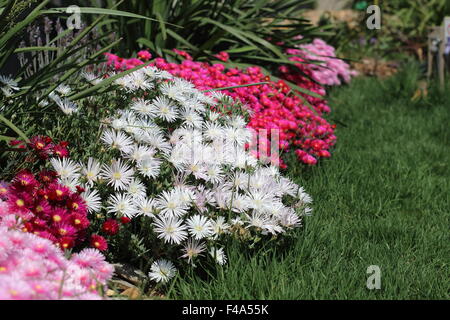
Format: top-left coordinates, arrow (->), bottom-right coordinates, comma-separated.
53,143 -> 69,158
90,235 -> 108,251
102,219 -> 120,235
120,216 -> 131,224
59,237 -> 75,250
13,169 -> 38,190
28,136 -> 54,159
38,170 -> 57,184
70,213 -> 90,230
47,183 -> 70,201
75,185 -> 85,194
66,193 -> 87,214
50,207 -> 69,224
32,199 -> 51,217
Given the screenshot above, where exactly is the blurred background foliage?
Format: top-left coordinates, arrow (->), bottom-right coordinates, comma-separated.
77,0 -> 330,70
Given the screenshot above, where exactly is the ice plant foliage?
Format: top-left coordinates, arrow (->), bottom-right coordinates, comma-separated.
105,47 -> 342,167
0,225 -> 112,300
70,66 -> 313,283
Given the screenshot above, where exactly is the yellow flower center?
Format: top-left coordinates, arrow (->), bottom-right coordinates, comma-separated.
16,199 -> 25,207
112,172 -> 122,180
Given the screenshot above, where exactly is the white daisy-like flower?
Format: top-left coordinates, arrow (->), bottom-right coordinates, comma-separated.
180,239 -> 206,264
130,98 -> 157,117
101,129 -> 134,154
81,157 -> 101,186
246,190 -> 274,213
159,81 -> 185,102
152,96 -> 178,122
134,197 -> 156,217
297,187 -> 313,205
185,215 -> 214,240
55,84 -> 71,96
207,111 -> 221,122
50,158 -> 80,180
155,189 -> 188,218
173,186 -> 196,206
58,176 -> 79,192
125,144 -> 156,163
276,177 -> 298,197
159,70 -> 174,80
211,216 -> 230,237
81,72 -> 102,85
143,66 -> 162,79
203,122 -> 224,141
148,259 -> 176,283
111,118 -> 127,130
128,71 -> 154,91
114,75 -> 128,88
279,208 -> 302,228
106,193 -> 138,218
209,247 -> 227,265
0,75 -> 19,91
204,165 -> 224,184
100,159 -> 134,191
303,207 -> 313,216
232,172 -> 249,190
230,193 -> 250,213
55,97 -> 79,115
136,157 -> 161,179
223,126 -> 249,146
229,115 -> 247,128
181,108 -> 203,128
127,178 -> 146,200
81,188 -> 102,213
230,217 -> 244,226
153,215 -> 187,244
245,212 -> 271,229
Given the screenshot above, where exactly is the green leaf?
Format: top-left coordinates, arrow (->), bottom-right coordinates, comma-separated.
14,46 -> 58,53
42,7 -> 182,28
0,114 -> 29,142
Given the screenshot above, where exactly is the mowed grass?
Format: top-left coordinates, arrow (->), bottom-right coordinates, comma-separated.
170,66 -> 450,299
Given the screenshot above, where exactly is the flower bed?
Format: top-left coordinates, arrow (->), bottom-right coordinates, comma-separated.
104,40 -> 355,167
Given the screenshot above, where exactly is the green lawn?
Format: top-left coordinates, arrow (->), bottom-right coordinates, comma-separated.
170,67 -> 450,299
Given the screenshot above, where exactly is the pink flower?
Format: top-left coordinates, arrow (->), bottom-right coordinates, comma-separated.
137,50 -> 152,61
0,226 -> 113,300
214,51 -> 229,62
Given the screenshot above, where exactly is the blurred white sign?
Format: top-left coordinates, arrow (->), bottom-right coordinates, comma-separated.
445,17 -> 450,43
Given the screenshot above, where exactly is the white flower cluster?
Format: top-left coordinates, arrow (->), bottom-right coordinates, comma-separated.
50,66 -> 312,284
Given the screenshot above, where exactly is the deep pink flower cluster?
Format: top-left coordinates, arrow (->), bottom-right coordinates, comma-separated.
105,49 -> 339,166
0,225 -> 113,300
9,135 -> 70,159
281,38 -> 357,86
0,169 -> 92,250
